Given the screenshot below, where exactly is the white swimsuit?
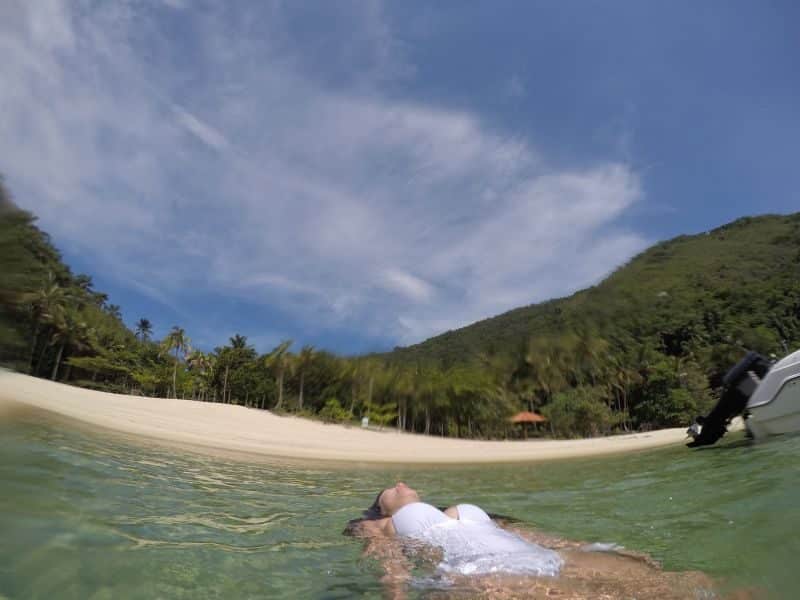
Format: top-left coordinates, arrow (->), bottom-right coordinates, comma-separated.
391,502 -> 562,577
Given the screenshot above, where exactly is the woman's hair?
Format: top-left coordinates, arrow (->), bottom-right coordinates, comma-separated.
342,489 -> 386,536
362,490 -> 385,520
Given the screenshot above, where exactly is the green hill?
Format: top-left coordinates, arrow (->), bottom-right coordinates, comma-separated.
387,213 -> 800,373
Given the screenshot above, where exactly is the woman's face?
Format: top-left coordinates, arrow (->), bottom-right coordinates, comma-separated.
378,482 -> 420,516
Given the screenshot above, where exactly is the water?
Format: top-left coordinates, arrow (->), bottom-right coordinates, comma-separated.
1,409 -> 798,599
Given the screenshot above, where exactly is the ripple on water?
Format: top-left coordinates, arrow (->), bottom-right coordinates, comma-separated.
2,412 -> 799,599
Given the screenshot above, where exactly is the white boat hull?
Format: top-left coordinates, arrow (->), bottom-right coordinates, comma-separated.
747,408 -> 800,439
745,350 -> 800,439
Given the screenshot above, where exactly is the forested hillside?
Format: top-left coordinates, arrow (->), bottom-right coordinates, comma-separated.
2,173 -> 798,439
389,214 -> 800,373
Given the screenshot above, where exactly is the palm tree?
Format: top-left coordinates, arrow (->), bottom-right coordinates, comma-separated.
295,345 -> 315,411
574,326 -> 610,386
161,326 -> 190,398
135,318 -> 153,342
186,349 -> 209,400
27,272 -> 69,373
606,354 -> 642,431
526,338 -> 568,404
343,358 -> 363,417
49,310 -> 92,381
264,340 -> 292,410
230,333 -> 248,349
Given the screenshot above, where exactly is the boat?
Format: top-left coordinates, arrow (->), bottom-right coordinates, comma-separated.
687,348 -> 800,447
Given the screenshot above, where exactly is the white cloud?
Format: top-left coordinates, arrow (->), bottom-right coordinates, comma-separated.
0,1 -> 649,348
380,269 -> 435,303
172,105 -> 230,151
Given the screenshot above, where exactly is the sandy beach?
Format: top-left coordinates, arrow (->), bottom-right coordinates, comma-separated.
0,371 -> 705,464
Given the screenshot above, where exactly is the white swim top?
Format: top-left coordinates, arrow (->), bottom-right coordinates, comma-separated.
391,502 -> 562,577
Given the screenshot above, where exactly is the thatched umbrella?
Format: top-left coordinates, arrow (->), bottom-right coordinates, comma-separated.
510,411 -> 547,439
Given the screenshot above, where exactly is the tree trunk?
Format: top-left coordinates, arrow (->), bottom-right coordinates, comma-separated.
622,390 -> 629,431
50,343 -> 64,381
348,383 -> 357,416
398,398 -> 403,431
275,371 -> 284,409
172,348 -> 179,399
222,365 -> 229,404
298,372 -> 305,410
425,406 -> 431,435
35,341 -> 49,376
28,325 -> 40,373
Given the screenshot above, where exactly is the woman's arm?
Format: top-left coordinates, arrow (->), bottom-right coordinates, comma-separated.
357,521 -> 410,600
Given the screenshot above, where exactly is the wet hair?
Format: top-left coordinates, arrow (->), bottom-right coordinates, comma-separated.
363,490 -> 385,520
342,489 -> 387,536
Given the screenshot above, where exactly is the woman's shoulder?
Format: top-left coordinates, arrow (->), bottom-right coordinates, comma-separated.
358,517 -> 395,537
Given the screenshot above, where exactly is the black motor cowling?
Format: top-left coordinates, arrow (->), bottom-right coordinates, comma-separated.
687,351 -> 772,448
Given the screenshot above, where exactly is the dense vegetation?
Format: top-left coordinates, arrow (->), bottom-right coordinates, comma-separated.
2,175 -> 799,439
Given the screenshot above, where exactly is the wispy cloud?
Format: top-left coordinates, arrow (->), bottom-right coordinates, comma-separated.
381,269 -> 435,303
0,1 -> 649,348
172,105 -> 230,151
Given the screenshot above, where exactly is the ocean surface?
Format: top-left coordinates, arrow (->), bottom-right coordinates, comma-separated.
1,408 -> 798,599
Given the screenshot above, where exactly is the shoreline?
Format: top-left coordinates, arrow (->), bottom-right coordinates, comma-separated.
0,371 -> 704,464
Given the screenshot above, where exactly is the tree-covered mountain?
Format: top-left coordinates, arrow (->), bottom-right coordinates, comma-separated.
387,213 -> 800,374
2,171 -> 799,439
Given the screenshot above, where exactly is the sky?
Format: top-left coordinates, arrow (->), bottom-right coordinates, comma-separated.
1,0 -> 798,354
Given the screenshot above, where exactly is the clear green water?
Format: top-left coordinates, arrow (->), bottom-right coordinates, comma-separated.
1,411 -> 798,599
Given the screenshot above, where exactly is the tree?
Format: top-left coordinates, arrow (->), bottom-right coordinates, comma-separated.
230,333 -> 248,349
186,350 -> 214,400
542,386 -> 617,438
264,340 -> 293,410
295,345 -> 315,411
48,308 -> 92,381
161,326 -> 190,398
135,318 -> 153,342
27,272 -> 70,373
319,397 -> 349,423
525,337 -> 568,405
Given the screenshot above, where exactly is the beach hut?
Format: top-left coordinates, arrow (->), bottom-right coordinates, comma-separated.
510,411 -> 547,439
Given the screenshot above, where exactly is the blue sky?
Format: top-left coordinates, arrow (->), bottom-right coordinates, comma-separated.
1,1 -> 798,354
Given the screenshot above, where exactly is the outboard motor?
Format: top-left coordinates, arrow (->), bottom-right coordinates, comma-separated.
687,351 -> 772,447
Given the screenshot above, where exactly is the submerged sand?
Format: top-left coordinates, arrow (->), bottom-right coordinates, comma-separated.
0,371 -> 708,464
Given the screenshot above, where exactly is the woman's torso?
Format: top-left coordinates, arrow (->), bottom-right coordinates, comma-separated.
391,502 -> 562,576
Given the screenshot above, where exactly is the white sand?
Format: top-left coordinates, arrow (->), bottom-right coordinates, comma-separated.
0,371 -> 706,464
